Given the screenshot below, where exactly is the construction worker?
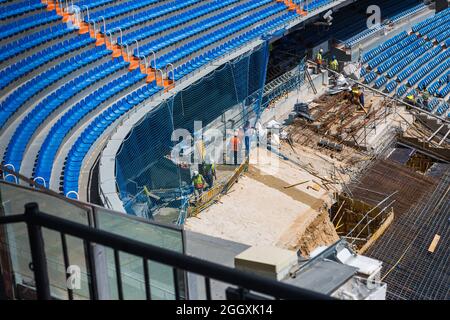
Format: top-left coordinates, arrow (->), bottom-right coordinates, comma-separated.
243,120 -> 254,158
406,92 -> 416,105
230,131 -> 241,165
351,84 -> 360,102
315,48 -> 323,74
329,55 -> 339,72
359,88 -> 365,107
203,159 -> 217,190
422,88 -> 430,107
192,170 -> 206,201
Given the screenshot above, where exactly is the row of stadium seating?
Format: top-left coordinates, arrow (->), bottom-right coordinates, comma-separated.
3,57 -> 132,175
0,11 -> 60,41
137,0 -> 272,58
344,1 -> 427,48
0,33 -> 95,91
0,24 -> 75,65
0,0 -> 45,20
360,7 -> 450,119
0,0 -> 298,198
0,45 -> 112,129
63,81 -> 163,197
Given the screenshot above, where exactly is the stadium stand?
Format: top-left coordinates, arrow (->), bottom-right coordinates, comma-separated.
360,8 -> 450,119
0,0 -> 447,202
0,0 -> 303,198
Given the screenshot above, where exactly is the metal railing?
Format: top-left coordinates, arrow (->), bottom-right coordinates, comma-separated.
0,202 -> 331,300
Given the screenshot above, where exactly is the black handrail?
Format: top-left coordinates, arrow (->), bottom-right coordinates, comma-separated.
0,203 -> 332,300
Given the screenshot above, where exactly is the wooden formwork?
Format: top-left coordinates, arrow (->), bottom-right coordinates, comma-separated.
330,194 -> 394,253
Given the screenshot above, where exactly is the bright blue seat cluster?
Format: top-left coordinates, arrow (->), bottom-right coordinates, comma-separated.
102,0 -> 199,34
426,98 -> 440,112
0,46 -> 111,129
360,68 -> 367,77
0,0 -> 45,20
412,8 -> 450,33
303,0 -> 334,12
0,24 -> 73,63
386,42 -> 432,78
74,0 -> 117,10
364,72 -> 377,84
425,20 -> 450,41
122,0 -> 238,46
87,0 -> 159,23
0,33 -> 95,91
436,102 -> 449,116
397,46 -> 443,82
397,84 -> 408,97
374,75 -> 387,89
416,10 -> 450,37
435,27 -> 450,45
367,35 -> 417,70
3,58 -> 130,173
151,3 -> 286,69
389,3 -> 426,24
169,11 -> 296,81
446,38 -> 450,48
0,11 -> 59,41
407,49 -> 450,86
35,67 -> 147,186
121,0 -> 235,46
377,38 -> 425,74
417,60 -> 450,91
385,80 -> 398,93
139,0 -> 271,58
345,25 -> 382,49
438,83 -> 450,98
63,81 -> 162,198
362,31 -> 408,63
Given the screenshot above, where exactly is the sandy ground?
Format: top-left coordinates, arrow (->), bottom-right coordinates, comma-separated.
185,147 -> 337,250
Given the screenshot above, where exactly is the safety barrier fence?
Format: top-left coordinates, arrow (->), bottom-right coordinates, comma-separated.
188,159 -> 249,217
0,199 -> 330,300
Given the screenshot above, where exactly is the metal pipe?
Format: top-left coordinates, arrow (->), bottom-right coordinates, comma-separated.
82,5 -> 89,21
427,124 -> 445,142
438,128 -> 450,145
156,68 -> 164,84
25,203 -> 51,300
117,27 -> 123,45
123,43 -> 130,61
99,16 -> 107,34
105,30 -> 114,47
148,50 -> 157,69
167,63 -> 175,85
66,191 -> 79,199
141,55 -> 148,74
33,177 -> 47,188
90,20 -> 97,37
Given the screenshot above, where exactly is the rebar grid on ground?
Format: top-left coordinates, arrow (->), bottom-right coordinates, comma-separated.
365,166 -> 450,300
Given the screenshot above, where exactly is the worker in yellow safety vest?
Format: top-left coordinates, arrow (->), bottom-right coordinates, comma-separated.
406,93 -> 416,105
329,56 -> 339,72
192,170 -> 206,201
315,49 -> 323,74
203,159 -> 217,190
351,85 -> 365,107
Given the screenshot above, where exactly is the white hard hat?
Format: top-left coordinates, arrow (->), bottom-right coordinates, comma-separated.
319,48 -> 323,53
193,170 -> 199,176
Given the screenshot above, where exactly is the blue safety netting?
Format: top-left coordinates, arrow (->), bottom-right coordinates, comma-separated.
115,42 -> 271,221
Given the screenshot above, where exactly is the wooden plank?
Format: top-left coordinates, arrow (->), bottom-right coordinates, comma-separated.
428,234 -> 441,253
283,180 -> 309,189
